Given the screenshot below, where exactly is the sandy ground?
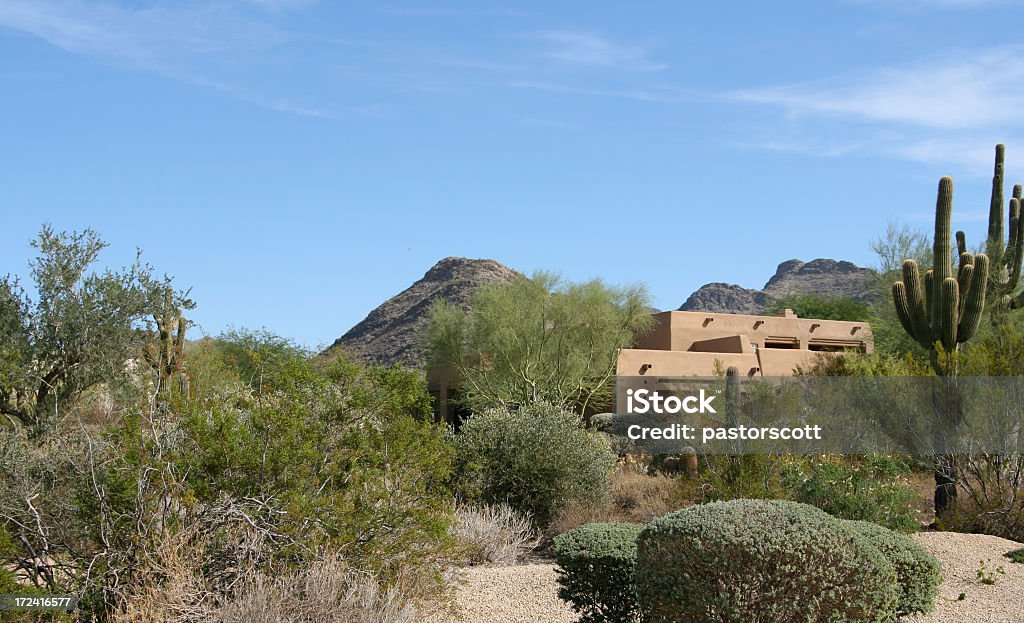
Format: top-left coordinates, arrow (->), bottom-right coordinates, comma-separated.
428,532 -> 1023,623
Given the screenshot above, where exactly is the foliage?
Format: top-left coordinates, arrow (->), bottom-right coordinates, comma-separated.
554,522 -> 643,623
427,271 -> 652,414
767,293 -> 870,322
935,324 -> 1024,541
213,327 -> 312,394
1005,548 -> 1024,563
843,520 -> 941,616
782,456 -> 920,532
165,355 -> 454,579
0,226 -> 191,432
0,350 -> 457,620
635,500 -> 899,623
452,401 -> 616,527
975,559 -> 1006,585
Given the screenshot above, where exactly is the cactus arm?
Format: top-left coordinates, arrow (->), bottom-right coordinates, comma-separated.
901,260 -> 930,345
1009,198 -> 1024,291
958,254 -> 989,342
956,231 -> 967,256
989,144 -> 1006,250
892,282 -> 921,343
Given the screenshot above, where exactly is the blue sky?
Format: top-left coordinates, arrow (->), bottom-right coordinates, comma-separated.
3,0 -> 1024,348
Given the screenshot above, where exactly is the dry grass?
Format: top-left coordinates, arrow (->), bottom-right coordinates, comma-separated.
213,561 -> 417,623
452,504 -> 539,565
549,465 -> 687,534
115,555 -> 418,623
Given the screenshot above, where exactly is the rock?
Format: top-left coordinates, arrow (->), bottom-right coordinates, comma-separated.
320,257 -> 521,368
679,258 -> 878,315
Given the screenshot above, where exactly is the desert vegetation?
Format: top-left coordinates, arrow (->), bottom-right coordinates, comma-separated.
1,147 -> 1023,623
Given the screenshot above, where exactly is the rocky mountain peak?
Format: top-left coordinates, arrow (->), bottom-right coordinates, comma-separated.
321,257 -> 521,368
680,258 -> 877,315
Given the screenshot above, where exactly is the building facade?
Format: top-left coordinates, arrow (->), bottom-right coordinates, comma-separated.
616,309 -> 872,379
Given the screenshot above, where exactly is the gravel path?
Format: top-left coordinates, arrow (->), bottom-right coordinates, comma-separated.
429,532 -> 1023,623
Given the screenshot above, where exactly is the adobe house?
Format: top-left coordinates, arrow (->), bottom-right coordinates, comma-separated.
431,309 -> 872,426
616,309 -> 872,379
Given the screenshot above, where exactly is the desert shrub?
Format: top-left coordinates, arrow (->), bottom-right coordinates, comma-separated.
115,556 -> 417,623
453,401 -> 615,526
782,456 -> 920,532
635,499 -> 899,623
843,520 -> 941,617
554,522 -> 643,623
0,353 -> 458,621
1006,548 -> 1024,563
684,454 -> 794,503
163,356 -> 457,582
212,560 -> 416,623
550,467 -> 681,533
452,504 -> 538,565
609,468 -> 679,522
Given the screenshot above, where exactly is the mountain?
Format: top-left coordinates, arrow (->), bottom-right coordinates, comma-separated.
321,257 -> 521,368
679,258 -> 877,314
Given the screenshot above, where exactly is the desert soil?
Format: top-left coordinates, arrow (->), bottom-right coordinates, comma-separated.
427,532 -> 1023,623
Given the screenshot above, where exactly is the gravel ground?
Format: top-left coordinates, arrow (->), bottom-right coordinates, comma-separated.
428,532 -> 1023,623
906,532 -> 1024,623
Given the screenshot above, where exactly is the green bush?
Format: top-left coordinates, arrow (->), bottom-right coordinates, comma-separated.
453,401 -> 615,526
843,520 -> 941,616
782,456 -> 920,532
1006,547 -> 1024,564
554,522 -> 643,623
635,499 -> 899,623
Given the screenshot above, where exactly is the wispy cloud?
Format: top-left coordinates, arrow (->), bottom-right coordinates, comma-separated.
0,0 -> 337,117
723,46 -> 1024,175
523,31 -> 666,71
0,1 -> 285,68
730,47 -> 1024,130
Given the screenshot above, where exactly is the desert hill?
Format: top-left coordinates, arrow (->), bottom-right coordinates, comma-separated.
321,257 -> 521,368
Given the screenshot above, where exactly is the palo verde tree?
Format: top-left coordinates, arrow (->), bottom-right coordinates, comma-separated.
0,226 -> 191,432
891,176 -> 990,516
427,271 -> 653,415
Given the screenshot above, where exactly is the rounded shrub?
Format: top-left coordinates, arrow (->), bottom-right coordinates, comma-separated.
843,520 -> 941,617
554,522 -> 643,623
635,499 -> 899,623
453,401 -> 616,526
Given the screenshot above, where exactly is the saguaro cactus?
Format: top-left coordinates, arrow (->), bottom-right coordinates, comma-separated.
968,144 -> 1024,308
144,287 -> 189,392
892,176 -> 990,517
893,177 -> 990,359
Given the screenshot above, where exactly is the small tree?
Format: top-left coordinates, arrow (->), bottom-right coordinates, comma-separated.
427,271 -> 652,414
0,226 -> 190,431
